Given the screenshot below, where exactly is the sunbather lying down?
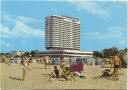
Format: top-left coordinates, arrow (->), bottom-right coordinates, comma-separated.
73,71 -> 86,79
100,69 -> 111,78
94,69 -> 112,79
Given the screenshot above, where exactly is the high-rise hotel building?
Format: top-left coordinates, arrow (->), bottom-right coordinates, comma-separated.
34,15 -> 93,58
45,15 -> 80,50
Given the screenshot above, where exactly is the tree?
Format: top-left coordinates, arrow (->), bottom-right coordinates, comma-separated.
93,51 -> 102,58
119,53 -> 127,68
30,51 -> 35,57
25,52 -> 29,56
22,52 -> 29,57
110,46 -> 119,56
101,47 -> 119,58
101,49 -> 110,58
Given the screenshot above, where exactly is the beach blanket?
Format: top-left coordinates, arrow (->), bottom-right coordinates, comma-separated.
70,64 -> 83,73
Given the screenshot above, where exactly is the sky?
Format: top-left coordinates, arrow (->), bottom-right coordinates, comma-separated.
0,0 -> 127,52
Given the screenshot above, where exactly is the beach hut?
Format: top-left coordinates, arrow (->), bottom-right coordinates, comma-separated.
86,57 -> 95,66
16,58 -> 22,64
9,58 -> 17,63
51,58 -> 60,65
76,58 -> 83,65
66,57 -> 74,65
95,57 -> 101,65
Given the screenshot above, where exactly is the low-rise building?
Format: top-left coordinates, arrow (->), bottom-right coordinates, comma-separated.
34,49 -> 93,58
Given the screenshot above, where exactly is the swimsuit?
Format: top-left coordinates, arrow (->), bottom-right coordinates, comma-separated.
114,65 -> 119,68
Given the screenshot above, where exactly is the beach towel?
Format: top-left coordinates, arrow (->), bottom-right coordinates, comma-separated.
70,64 -> 83,73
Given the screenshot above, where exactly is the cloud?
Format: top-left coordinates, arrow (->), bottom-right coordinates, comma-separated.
85,24 -> 127,45
0,13 -> 44,51
14,21 -> 44,38
67,0 -> 110,18
0,22 -> 44,38
0,12 -> 44,39
1,12 -> 16,23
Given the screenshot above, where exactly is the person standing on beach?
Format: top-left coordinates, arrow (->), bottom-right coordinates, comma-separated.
111,54 -> 121,80
21,56 -> 32,81
43,56 -> 47,69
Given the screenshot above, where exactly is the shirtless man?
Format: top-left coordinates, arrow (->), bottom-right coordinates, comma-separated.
111,54 -> 121,80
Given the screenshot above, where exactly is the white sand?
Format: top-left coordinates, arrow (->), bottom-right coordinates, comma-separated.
0,63 -> 127,89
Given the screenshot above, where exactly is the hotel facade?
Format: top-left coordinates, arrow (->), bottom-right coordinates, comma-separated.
45,15 -> 80,50
35,15 -> 93,58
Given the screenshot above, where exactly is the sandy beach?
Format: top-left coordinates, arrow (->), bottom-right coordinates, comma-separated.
0,63 -> 127,89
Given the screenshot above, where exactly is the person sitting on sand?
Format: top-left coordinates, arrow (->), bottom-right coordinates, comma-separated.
48,66 -> 59,82
60,67 -> 75,82
59,65 -> 65,74
21,56 -> 32,81
111,54 -> 121,80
